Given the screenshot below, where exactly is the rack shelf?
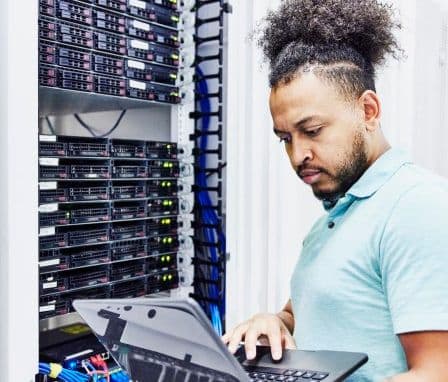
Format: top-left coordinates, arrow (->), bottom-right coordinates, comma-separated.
39,87 -> 172,116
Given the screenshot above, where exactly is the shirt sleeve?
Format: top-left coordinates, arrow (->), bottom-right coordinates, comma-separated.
379,182 -> 448,334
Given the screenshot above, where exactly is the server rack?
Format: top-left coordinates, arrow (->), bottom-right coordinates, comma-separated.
35,0 -> 226,380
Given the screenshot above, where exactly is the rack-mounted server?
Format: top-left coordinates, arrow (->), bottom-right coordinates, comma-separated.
38,135 -> 187,320
39,0 -> 183,105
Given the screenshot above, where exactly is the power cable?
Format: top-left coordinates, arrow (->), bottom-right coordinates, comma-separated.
74,110 -> 127,138
45,116 -> 56,135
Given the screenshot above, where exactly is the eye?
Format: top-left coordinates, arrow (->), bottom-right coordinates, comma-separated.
278,136 -> 291,144
305,127 -> 321,137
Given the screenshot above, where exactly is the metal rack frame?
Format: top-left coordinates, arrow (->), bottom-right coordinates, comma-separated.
189,0 -> 231,332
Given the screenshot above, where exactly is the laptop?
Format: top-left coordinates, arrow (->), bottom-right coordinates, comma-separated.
73,297 -> 367,382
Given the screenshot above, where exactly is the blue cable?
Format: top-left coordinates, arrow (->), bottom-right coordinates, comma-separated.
196,69 -> 219,330
196,69 -> 221,333
195,66 -> 226,335
39,362 -> 90,382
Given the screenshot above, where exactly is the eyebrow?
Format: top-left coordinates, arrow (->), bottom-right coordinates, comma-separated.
273,116 -> 321,135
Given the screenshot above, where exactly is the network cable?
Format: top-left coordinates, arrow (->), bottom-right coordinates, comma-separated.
195,66 -> 226,335
39,362 -> 90,382
74,110 -> 127,138
45,116 -> 56,135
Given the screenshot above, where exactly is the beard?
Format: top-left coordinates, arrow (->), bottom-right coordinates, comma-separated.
298,130 -> 369,202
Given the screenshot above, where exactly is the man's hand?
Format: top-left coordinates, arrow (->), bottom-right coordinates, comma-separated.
222,300 -> 296,361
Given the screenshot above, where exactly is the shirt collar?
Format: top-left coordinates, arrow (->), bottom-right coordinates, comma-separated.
347,148 -> 412,199
322,148 -> 412,212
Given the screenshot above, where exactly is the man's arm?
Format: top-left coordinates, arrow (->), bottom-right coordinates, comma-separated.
379,184 -> 448,380
385,331 -> 448,381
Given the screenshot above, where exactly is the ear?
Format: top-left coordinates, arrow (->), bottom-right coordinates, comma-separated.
358,90 -> 381,132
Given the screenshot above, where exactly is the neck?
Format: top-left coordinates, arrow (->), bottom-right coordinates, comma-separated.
367,137 -> 391,167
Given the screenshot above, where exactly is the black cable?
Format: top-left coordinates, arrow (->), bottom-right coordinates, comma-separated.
45,116 -> 56,135
206,162 -> 227,178
74,109 -> 127,138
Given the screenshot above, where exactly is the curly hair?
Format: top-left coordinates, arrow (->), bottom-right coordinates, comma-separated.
256,0 -> 402,98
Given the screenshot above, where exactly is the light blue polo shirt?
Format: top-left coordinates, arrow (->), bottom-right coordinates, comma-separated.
290,148 -> 448,381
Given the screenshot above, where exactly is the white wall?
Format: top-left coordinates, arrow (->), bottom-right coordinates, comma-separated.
226,0 -> 323,328
226,0 -> 448,330
0,0 -> 39,380
379,0 -> 448,177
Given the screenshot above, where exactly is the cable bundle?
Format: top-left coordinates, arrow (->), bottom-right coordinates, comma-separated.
39,362 -> 90,382
194,66 -> 226,335
82,356 -> 110,382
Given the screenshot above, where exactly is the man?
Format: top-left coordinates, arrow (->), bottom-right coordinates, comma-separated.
222,0 -> 448,380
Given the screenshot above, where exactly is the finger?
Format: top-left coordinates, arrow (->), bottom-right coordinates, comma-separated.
228,323 -> 249,354
282,330 -> 297,350
266,324 -> 283,360
244,327 -> 261,360
221,332 -> 231,344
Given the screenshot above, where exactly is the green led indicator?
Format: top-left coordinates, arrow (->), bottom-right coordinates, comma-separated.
168,274 -> 173,281
167,182 -> 172,187
163,275 -> 167,282
166,255 -> 171,262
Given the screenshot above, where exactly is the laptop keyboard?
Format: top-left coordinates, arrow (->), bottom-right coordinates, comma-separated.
245,366 -> 329,381
128,357 -> 234,381
122,344 -> 240,382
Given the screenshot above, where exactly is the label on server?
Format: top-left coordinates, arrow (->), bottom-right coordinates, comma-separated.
40,258 -> 61,267
130,39 -> 149,50
40,304 -> 56,313
39,227 -> 56,237
129,79 -> 146,90
39,135 -> 57,142
40,157 -> 59,166
39,203 -> 59,213
129,0 -> 146,9
42,281 -> 58,289
132,19 -> 150,31
127,59 -> 145,70
39,182 -> 58,190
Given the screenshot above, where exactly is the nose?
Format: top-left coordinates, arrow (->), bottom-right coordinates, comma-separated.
288,138 -> 312,168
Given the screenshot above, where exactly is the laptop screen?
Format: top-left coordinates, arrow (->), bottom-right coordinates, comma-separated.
73,298 -> 250,382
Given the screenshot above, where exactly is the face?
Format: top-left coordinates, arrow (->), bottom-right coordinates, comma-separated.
269,72 -> 369,201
